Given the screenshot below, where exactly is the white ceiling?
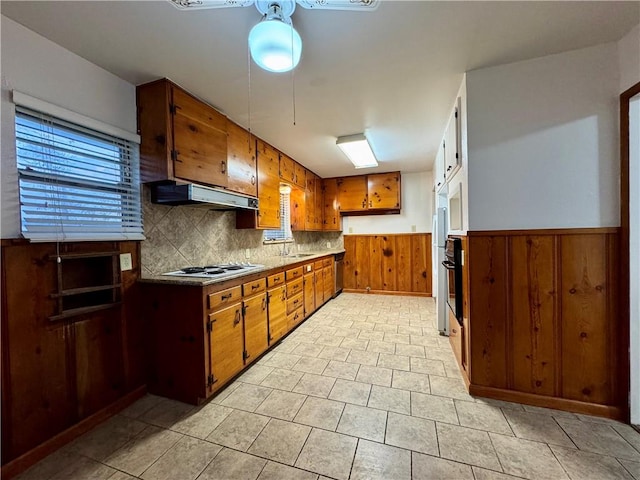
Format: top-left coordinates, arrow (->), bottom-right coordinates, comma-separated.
2,1 -> 638,177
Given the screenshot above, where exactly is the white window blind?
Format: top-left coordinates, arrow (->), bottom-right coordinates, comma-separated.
15,106 -> 144,241
264,191 -> 293,242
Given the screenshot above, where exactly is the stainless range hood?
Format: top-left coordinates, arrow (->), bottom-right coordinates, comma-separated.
151,183 -> 259,210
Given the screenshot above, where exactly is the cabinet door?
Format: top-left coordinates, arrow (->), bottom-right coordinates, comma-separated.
322,178 -> 340,231
209,303 -> 244,388
323,266 -> 334,301
267,286 -> 287,344
337,176 -> 367,211
279,153 -> 295,184
256,140 -> 281,229
444,98 -> 461,181
227,120 -> 257,197
367,172 -> 400,210
171,86 -> 228,188
294,162 -> 306,189
314,175 -> 324,229
435,140 -> 446,191
290,187 -> 306,231
303,273 -> 315,317
305,173 -> 316,230
314,270 -> 324,306
243,292 -> 268,364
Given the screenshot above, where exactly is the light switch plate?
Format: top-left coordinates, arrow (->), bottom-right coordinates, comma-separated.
120,253 -> 132,271
245,248 -> 251,259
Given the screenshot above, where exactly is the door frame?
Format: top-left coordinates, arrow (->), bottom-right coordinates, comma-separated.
620,81 -> 640,425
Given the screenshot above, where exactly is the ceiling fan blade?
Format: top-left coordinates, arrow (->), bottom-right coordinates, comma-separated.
167,0 -> 255,10
296,0 -> 379,11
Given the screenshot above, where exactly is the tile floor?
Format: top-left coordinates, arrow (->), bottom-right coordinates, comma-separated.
16,293 -> 640,480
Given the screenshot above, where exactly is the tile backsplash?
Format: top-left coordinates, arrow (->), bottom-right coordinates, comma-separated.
141,187 -> 343,275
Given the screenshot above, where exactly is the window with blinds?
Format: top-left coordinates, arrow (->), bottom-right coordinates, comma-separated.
15,106 -> 144,241
264,190 -> 293,242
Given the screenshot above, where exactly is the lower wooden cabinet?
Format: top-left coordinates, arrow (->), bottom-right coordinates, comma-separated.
323,265 -> 334,301
314,269 -> 324,307
242,292 -> 268,364
303,271 -> 315,317
267,285 -> 287,344
209,303 -> 244,388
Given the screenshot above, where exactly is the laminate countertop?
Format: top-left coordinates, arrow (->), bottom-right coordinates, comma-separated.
139,249 -> 345,287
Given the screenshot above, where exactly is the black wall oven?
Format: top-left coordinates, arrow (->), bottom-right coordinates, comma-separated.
443,238 -> 463,326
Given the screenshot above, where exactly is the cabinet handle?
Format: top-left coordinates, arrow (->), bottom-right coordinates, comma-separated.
447,165 -> 452,171
274,276 -> 281,282
262,297 -> 266,310
221,293 -> 232,300
369,201 -> 372,207
234,310 -> 241,326
251,175 -> 256,185
221,160 -> 227,174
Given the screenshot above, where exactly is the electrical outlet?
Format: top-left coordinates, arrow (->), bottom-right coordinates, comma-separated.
245,248 -> 251,259
120,253 -> 132,271
411,225 -> 417,232
326,242 -> 331,249
349,227 -> 353,234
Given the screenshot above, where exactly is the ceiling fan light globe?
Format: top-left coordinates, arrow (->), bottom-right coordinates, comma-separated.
248,19 -> 302,73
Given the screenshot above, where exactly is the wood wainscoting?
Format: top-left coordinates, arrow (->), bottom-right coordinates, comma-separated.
465,228 -> 626,419
343,233 -> 432,296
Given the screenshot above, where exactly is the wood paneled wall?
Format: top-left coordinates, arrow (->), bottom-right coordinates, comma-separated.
343,233 -> 431,296
466,228 -> 625,418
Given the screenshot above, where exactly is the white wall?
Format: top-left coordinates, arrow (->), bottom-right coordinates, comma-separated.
466,43 -> 620,230
618,23 -> 640,93
1,15 -> 137,238
342,171 -> 432,234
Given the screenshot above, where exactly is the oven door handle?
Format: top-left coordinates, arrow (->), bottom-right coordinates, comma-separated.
442,260 -> 456,270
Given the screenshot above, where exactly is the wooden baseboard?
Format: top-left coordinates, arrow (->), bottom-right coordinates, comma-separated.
469,384 -> 625,421
342,289 -> 432,297
1,386 -> 146,480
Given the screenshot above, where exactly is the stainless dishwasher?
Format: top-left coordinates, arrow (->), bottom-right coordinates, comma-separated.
334,252 -> 345,297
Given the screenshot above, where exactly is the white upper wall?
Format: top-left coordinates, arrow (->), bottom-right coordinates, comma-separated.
342,171 -> 433,234
618,23 -> 640,93
1,15 -> 137,238
466,42 -> 620,230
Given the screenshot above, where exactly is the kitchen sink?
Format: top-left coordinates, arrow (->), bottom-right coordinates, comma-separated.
287,253 -> 315,258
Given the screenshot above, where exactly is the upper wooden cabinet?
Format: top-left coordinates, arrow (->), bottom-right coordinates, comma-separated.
290,186 -> 306,231
367,172 -> 401,210
305,171 -> 323,231
322,178 -> 341,231
137,78 -> 228,188
294,163 -> 306,189
279,153 -> 295,184
336,175 -> 368,211
227,120 -> 257,197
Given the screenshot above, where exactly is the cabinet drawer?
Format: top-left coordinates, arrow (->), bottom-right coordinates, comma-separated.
287,307 -> 304,331
287,277 -> 303,298
243,278 -> 266,297
267,272 -> 285,287
286,266 -> 303,281
322,257 -> 332,268
208,286 -> 242,311
314,260 -> 324,271
287,292 -> 303,314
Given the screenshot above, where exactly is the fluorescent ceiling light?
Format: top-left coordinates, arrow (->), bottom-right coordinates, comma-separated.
336,133 -> 378,169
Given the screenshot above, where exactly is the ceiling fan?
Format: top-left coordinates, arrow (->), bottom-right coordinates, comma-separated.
167,0 -> 379,72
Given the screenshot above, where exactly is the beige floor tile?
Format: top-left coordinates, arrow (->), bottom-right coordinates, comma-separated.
197,448 -> 266,480
411,452 -> 474,479
255,390 -> 307,421
238,365 -> 275,385
247,418 -> 311,465
353,322 -> 376,332
294,396 -> 345,430
315,334 -> 344,347
171,403 -> 234,439
139,398 -> 195,429
351,439 -> 411,480
437,423 -> 502,471
260,368 -> 304,391
293,356 -> 330,375
209,381 -> 241,405
410,335 -> 439,347
140,436 -> 221,480
377,353 -> 411,371
392,370 -> 431,394
220,383 -> 273,412
556,418 -> 640,461
293,333 -> 321,345
333,326 -> 358,337
472,467 -> 524,480
328,378 -> 372,406
316,345 -> 350,361
346,349 -> 380,366
48,456 -> 118,480
367,340 -> 396,354
295,428 -> 358,480
336,403 -> 387,442
502,409 -> 573,446
395,343 -> 426,358
321,360 -> 360,380
368,385 -> 411,414
474,397 -> 525,411
65,415 -> 147,461
619,459 -> 640,480
429,375 -> 474,401
257,461 -> 319,480
263,352 -> 303,369
291,343 -> 325,357
551,445 -> 635,480
340,337 -> 369,351
411,392 -> 459,424
521,404 -> 578,419
15,449 -> 83,480
489,433 -> 568,480
109,472 -> 138,480
104,425 -> 182,476
272,341 -> 300,353
119,395 -> 164,419
398,326 -> 424,336
359,330 -> 385,341
455,400 -> 513,436
206,410 -> 269,451
356,365 -> 393,387
385,412 -> 438,456
410,357 -> 446,376
612,424 -> 640,453
374,324 -> 398,333
384,332 -> 411,345
292,372 -> 336,397
315,326 -> 338,335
